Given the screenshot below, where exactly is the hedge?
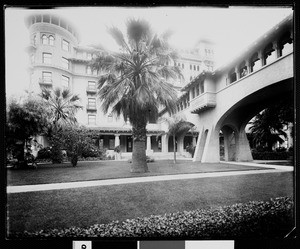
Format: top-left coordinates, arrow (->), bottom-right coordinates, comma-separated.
252,151 -> 292,160
10,197 -> 293,238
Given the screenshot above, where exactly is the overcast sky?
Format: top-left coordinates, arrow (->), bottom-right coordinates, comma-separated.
5,6 -> 293,99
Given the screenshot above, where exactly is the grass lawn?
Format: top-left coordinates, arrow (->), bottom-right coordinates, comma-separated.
7,171 -> 293,234
7,160 -> 271,186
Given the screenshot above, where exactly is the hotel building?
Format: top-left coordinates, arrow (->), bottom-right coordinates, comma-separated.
25,13 -> 216,158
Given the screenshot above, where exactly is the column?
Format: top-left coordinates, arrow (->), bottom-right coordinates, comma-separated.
192,136 -> 197,147
146,134 -> 153,155
146,135 -> 151,151
114,134 -> 120,147
177,136 -> 184,154
245,61 -> 251,75
258,50 -> 264,67
273,41 -> 281,58
235,66 -> 240,80
161,134 -> 168,153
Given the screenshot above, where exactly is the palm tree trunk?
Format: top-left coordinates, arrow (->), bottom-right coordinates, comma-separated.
131,117 -> 148,173
173,134 -> 176,164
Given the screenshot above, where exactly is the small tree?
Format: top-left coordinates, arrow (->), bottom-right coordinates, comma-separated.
6,98 -> 49,168
160,115 -> 194,164
40,87 -> 82,163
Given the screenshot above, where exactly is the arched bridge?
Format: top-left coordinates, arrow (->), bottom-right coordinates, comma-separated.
173,14 -> 293,162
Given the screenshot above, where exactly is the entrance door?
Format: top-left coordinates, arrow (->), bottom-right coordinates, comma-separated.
127,136 -> 132,152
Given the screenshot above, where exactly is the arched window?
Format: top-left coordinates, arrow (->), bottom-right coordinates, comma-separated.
49,35 -> 54,45
42,34 -> 48,45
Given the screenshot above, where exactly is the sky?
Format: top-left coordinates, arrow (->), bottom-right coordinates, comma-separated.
5,6 -> 293,99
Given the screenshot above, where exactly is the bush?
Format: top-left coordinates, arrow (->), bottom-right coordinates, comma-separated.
128,156 -> 154,163
37,147 -> 52,159
13,197 -> 293,238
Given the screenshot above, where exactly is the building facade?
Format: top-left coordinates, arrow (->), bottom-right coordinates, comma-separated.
25,13 -> 215,158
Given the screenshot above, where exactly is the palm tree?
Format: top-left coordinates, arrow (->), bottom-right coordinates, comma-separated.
90,19 -> 182,173
40,87 -> 82,128
40,87 -> 82,163
160,116 -> 194,164
249,108 -> 287,151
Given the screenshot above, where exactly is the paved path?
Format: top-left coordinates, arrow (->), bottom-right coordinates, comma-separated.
7,162 -> 293,194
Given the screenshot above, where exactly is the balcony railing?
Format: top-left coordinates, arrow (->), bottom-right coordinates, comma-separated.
86,105 -> 97,112
39,78 -> 53,86
86,87 -> 97,94
189,92 -> 216,113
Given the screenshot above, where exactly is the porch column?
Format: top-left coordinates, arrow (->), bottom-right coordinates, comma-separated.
192,136 -> 197,147
177,136 -> 184,154
146,134 -> 153,155
114,134 -> 120,147
161,134 -> 168,153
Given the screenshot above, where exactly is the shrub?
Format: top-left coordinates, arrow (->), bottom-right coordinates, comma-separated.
13,197 -> 293,238
186,145 -> 196,157
128,156 -> 154,163
37,147 -> 52,159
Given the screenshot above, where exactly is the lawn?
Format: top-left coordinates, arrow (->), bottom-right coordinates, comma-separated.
7,171 -> 293,234
7,160 -> 271,186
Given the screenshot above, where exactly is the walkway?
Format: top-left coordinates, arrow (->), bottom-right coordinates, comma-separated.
7,162 -> 293,194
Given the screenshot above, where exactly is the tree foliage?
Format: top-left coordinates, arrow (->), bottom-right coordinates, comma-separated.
160,115 -> 194,163
90,19 -> 182,172
249,104 -> 290,151
6,97 -> 49,166
40,87 -> 82,163
54,127 -> 100,167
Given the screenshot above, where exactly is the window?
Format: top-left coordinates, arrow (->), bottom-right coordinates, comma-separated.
182,63 -> 184,69
92,69 -> 98,76
200,81 -> 204,94
197,65 -> 199,71
87,53 -> 92,60
62,57 -> 69,69
88,81 -> 96,90
42,34 -> 48,44
194,65 -> 196,70
42,53 -> 52,64
190,64 -> 192,70
62,39 -> 69,51
88,114 -> 96,125
88,98 -> 96,109
49,35 -> 54,45
61,75 -> 69,88
42,72 -> 52,83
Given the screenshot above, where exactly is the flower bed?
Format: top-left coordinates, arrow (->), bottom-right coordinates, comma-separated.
11,197 -> 293,238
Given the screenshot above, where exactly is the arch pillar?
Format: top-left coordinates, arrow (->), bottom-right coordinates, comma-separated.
236,125 -> 253,162
193,125 -> 220,162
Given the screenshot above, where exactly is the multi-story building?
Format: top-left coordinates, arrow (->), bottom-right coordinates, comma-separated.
25,13 -> 215,158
